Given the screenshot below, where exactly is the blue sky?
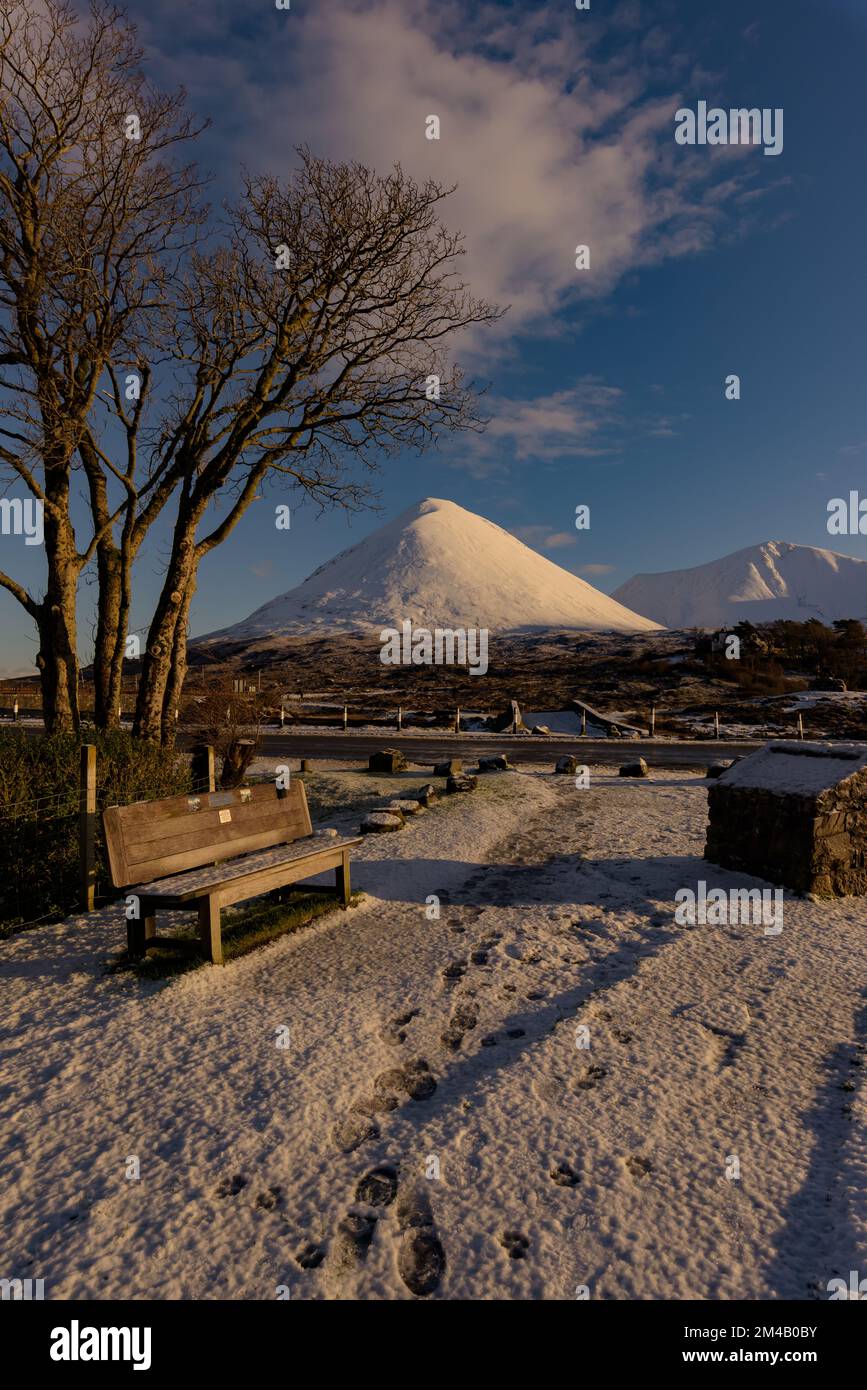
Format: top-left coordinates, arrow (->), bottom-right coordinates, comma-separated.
2,0 -> 867,672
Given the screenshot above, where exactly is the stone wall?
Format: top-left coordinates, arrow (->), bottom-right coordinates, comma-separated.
705,778 -> 867,897
705,785 -> 816,894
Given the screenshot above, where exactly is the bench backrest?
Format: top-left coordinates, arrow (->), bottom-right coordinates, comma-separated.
103,781 -> 313,888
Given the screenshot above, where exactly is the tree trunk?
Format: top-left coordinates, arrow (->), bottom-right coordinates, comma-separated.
133,528 -> 198,742
92,549 -> 133,730
92,547 -> 121,728
35,509 -> 80,733
160,583 -> 194,746
35,593 -> 79,734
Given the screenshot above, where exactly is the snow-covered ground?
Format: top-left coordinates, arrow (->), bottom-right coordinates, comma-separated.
1,766 -> 865,1300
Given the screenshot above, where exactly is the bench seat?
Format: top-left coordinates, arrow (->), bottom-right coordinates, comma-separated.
134,835 -> 362,901
103,780 -> 359,965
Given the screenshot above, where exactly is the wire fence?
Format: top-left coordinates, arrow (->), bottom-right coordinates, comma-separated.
0,735 -> 296,938
0,744 -> 219,937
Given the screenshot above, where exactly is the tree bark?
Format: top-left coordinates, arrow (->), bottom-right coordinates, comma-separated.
160,583 -> 194,746
34,578 -> 79,734
35,484 -> 80,733
92,546 -> 121,728
133,505 -> 201,742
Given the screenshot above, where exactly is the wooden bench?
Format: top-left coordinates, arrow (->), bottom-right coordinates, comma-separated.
103,781 -> 360,964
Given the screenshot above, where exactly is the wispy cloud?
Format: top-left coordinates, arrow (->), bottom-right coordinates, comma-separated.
466,378 -> 624,469
137,0 -> 771,350
511,524 -> 577,551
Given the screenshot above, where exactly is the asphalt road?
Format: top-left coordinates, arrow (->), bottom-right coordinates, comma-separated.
238,732 -> 762,769
10,720 -> 763,767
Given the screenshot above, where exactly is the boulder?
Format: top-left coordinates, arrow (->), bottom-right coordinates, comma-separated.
477,754 -> 512,773
446,774 -> 477,794
619,758 -> 649,778
313,827 -> 340,838
555,755 -> 579,775
433,758 -> 462,777
361,811 -> 406,833
531,725 -> 551,736
416,784 -> 438,807
706,760 -> 735,780
388,799 -> 426,816
488,699 -> 524,733
368,748 -> 409,775
809,676 -> 847,692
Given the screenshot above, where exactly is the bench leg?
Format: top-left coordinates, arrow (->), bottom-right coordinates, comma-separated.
128,909 -> 156,959
198,896 -> 223,965
336,853 -> 351,908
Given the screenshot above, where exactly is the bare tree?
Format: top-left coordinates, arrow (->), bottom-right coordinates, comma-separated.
0,0 -> 205,729
133,151 -> 504,743
0,4 -> 502,743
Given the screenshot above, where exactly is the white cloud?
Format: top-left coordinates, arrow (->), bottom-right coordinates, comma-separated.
472,379 -> 624,464
512,525 -> 577,551
138,0 -> 765,351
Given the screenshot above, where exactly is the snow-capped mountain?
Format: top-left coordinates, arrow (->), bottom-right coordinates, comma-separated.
198,497 -> 661,640
612,540 -> 867,629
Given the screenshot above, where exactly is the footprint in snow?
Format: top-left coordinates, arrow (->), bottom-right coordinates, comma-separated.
371,1058 -> 437,1110
576,1062 -> 606,1090
355,1165 -> 399,1208
255,1185 -> 284,1211
215,1173 -> 247,1198
380,1006 -> 421,1047
625,1154 -> 654,1181
295,1242 -> 325,1270
441,1000 -> 479,1051
549,1162 -> 580,1188
332,1111 -> 380,1154
333,1211 -> 377,1269
500,1230 -> 530,1260
396,1181 -> 446,1298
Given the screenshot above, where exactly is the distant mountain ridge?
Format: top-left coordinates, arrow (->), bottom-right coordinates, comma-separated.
196,497 -> 661,641
612,540 -> 867,629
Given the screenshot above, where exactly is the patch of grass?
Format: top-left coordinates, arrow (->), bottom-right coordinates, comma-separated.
109,888 -> 356,980
301,771 -> 440,821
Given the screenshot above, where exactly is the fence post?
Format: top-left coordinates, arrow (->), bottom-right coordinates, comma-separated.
343,704 -> 348,731
581,707 -> 587,737
79,743 -> 97,913
191,743 -> 216,793
650,706 -> 656,738
714,710 -> 720,740
455,706 -> 461,734
397,704 -> 402,731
